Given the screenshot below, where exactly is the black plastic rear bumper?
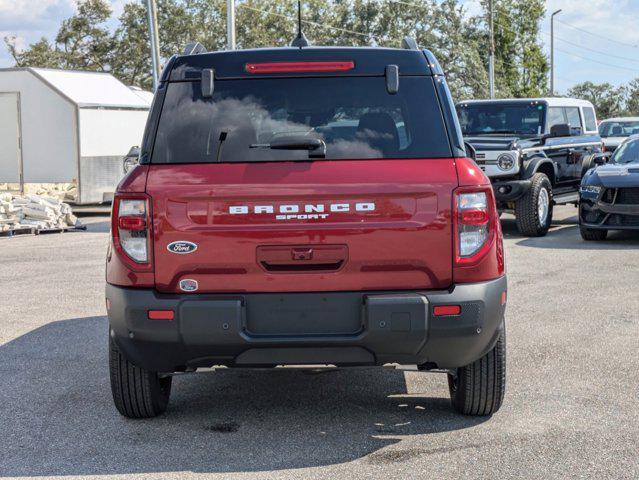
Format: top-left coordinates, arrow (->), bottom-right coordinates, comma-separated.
106,276 -> 507,372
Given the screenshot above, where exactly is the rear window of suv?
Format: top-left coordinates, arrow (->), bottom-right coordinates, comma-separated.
151,76 -> 451,163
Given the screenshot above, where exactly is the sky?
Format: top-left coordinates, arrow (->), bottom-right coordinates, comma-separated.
1,0 -> 639,93
462,0 -> 639,92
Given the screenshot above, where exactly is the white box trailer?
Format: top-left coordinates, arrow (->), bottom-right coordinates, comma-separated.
0,68 -> 151,204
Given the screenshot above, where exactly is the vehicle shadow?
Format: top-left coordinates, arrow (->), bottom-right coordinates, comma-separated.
74,210 -> 112,233
500,216 -> 639,250
83,220 -> 110,233
0,316 -> 487,477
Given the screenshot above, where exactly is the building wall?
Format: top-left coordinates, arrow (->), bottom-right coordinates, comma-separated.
78,108 -> 148,157
78,108 -> 149,204
0,70 -> 78,184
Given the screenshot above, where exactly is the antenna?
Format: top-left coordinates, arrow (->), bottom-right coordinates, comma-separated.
290,0 -> 310,48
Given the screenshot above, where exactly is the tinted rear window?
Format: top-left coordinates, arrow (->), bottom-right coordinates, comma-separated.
151,76 -> 451,163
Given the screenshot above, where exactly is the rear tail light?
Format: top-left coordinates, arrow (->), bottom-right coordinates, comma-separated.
454,188 -> 496,265
112,195 -> 152,269
453,158 -> 504,282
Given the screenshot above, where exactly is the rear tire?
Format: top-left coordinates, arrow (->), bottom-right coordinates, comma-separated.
109,334 -> 172,418
448,327 -> 506,416
580,225 -> 608,241
514,173 -> 553,237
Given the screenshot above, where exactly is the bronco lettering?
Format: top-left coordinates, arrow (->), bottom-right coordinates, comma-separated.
229,202 -> 376,217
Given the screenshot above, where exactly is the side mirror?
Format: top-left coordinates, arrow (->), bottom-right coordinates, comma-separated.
123,146 -> 141,174
550,123 -> 571,138
592,152 -> 611,166
464,141 -> 476,161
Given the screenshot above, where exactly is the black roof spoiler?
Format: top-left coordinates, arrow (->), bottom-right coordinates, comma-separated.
183,42 -> 207,56
401,37 -> 418,50
165,38 -> 444,80
401,36 -> 443,75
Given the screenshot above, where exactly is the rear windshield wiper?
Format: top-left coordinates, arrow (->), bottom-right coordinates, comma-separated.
250,136 -> 326,159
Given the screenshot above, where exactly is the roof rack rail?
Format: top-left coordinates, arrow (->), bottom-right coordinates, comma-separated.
401,37 -> 418,50
183,42 -> 207,56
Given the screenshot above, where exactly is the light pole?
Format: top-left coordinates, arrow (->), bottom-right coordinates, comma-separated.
550,9 -> 562,95
488,0 -> 495,98
146,0 -> 161,91
227,0 -> 236,50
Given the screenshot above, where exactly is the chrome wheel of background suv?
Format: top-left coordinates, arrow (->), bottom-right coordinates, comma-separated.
538,187 -> 549,225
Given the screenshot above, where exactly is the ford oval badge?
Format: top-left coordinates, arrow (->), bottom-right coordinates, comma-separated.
167,241 -> 198,254
179,279 -> 198,292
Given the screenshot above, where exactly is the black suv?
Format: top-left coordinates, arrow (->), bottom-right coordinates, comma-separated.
457,98 -> 603,236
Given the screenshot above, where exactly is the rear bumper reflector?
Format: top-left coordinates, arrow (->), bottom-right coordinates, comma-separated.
433,305 -> 461,316
148,310 -> 175,320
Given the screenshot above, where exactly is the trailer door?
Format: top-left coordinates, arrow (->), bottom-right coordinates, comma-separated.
0,92 -> 22,185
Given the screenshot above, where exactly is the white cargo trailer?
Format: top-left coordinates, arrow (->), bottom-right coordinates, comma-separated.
0,68 -> 151,204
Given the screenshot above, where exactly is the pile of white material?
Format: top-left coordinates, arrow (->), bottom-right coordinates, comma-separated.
0,183 -> 77,202
30,183 -> 78,202
0,193 -> 80,232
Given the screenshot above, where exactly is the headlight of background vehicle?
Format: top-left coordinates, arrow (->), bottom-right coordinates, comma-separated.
497,153 -> 516,171
579,185 -> 602,194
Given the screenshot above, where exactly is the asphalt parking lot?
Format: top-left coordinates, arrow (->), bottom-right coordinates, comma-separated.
1,206 -> 638,480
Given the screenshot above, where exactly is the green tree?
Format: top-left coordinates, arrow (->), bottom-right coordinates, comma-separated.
5,37 -> 64,68
4,0 -> 494,99
6,0 -> 114,71
110,0 -> 219,89
55,0 -> 114,70
432,0 -> 489,100
625,78 -> 639,116
566,81 -> 627,119
477,0 -> 548,98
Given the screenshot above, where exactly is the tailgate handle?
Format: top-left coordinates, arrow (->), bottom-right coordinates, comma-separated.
257,245 -> 348,273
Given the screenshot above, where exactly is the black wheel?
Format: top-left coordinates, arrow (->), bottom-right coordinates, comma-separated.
448,327 -> 506,416
109,334 -> 172,418
514,173 -> 553,237
580,225 -> 608,241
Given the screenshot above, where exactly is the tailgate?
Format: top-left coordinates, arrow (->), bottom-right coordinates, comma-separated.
147,159 -> 457,293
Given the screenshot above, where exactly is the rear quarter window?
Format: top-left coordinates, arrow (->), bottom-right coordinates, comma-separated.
565,107 -> 582,130
546,107 -> 566,130
151,76 -> 452,163
582,107 -> 597,132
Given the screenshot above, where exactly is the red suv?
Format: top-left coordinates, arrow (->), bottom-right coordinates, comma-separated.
106,41 -> 507,418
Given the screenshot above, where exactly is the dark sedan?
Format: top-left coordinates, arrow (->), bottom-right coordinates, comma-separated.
579,135 -> 639,240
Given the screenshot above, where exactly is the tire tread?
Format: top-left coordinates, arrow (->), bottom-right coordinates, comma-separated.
109,335 -> 171,419
515,173 -> 553,237
449,328 -> 506,416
